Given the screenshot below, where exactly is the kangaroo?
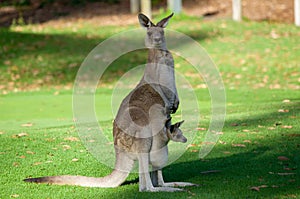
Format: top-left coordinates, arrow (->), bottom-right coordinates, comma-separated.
24,13 -> 192,192
150,119 -> 196,188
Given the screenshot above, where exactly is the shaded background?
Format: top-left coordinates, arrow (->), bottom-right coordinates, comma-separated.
0,0 -> 296,27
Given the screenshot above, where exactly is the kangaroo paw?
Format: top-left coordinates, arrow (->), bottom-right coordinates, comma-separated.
143,187 -> 184,192
162,182 -> 198,187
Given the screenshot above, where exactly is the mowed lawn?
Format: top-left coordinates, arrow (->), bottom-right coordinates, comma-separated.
0,13 -> 299,198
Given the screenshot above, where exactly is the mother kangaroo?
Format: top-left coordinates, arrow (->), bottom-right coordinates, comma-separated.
25,13 -> 193,192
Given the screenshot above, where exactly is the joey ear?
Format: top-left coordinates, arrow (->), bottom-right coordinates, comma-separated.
138,13 -> 154,28
175,120 -> 185,128
156,13 -> 174,28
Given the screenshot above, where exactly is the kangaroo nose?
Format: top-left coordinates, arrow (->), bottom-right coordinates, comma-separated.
154,38 -> 160,42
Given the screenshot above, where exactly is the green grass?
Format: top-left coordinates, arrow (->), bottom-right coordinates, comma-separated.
1,13 -> 300,198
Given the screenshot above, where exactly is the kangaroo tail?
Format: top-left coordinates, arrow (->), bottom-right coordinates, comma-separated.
24,169 -> 128,187
24,153 -> 134,188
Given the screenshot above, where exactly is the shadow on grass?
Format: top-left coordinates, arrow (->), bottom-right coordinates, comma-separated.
120,99 -> 300,197
0,25 -> 216,88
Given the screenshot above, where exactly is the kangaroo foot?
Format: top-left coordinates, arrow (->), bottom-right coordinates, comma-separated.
142,186 -> 184,192
161,182 -> 198,187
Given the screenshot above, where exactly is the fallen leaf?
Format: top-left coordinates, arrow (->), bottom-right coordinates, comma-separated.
26,151 -> 35,155
232,143 -> 246,148
11,194 -> 19,198
277,173 -> 296,176
12,132 -> 28,138
243,140 -> 251,143
223,151 -> 231,154
268,127 -> 276,130
278,109 -> 289,113
21,123 -> 33,127
190,150 -> 198,153
187,143 -> 197,148
278,156 -> 289,161
219,140 -> 226,145
19,155 -> 26,159
230,123 -> 239,126
281,125 -> 293,129
196,127 -> 206,131
242,129 -> 250,132
72,158 -> 79,162
250,185 -> 269,192
0,131 -> 4,135
250,186 -> 260,191
33,162 -> 42,166
64,137 -> 79,142
284,167 -> 296,171
201,170 -> 221,174
282,99 -> 290,103
13,162 -> 20,167
62,145 -> 71,150
287,134 -> 300,137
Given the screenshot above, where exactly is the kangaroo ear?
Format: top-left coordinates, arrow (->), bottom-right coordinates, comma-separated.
156,13 -> 174,28
175,120 -> 184,128
138,13 -> 154,28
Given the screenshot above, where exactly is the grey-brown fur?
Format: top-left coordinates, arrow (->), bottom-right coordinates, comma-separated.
24,13 -> 195,192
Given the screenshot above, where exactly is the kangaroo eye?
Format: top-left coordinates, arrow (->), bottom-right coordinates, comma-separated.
147,32 -> 152,36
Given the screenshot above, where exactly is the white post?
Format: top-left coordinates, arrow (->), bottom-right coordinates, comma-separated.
232,0 -> 242,21
168,0 -> 182,14
130,0 -> 140,14
295,0 -> 300,26
141,0 -> 151,19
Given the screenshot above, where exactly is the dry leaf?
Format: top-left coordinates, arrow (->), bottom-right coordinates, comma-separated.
196,127 -> 206,131
250,185 -> 268,192
190,150 -> 198,153
287,134 -> 300,137
64,137 -> 79,142
19,155 -> 26,159
62,145 -> 71,150
282,99 -> 290,103
33,162 -> 42,166
72,158 -> 79,162
201,170 -> 221,174
232,143 -> 246,148
21,123 -> 33,127
243,140 -> 251,143
13,162 -> 20,167
187,143 -> 197,148
11,194 -> 20,198
26,151 -> 35,155
242,129 -> 250,132
277,173 -> 296,176
0,131 -> 4,135
278,156 -> 289,161
278,109 -> 289,113
284,167 -> 296,171
281,125 -> 293,129
250,186 -> 260,191
13,132 -> 28,138
219,140 -> 226,145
